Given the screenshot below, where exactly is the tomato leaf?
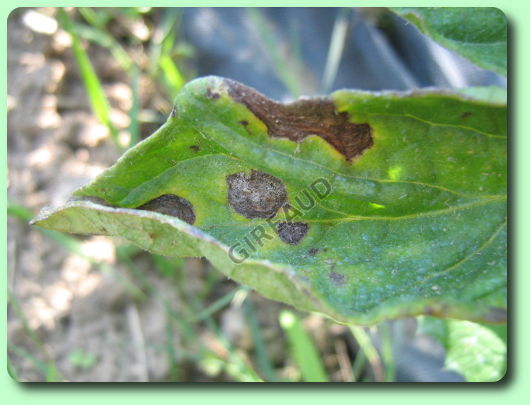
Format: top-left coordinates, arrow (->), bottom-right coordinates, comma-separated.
32,76 -> 507,325
391,7 -> 507,76
419,316 -> 507,382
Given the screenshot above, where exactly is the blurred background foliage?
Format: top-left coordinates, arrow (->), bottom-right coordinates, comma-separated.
7,7 -> 506,382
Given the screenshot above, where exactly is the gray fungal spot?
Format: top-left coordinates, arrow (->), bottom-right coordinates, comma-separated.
329,271 -> 346,286
137,194 -> 196,225
226,170 -> 287,219
276,222 -> 308,245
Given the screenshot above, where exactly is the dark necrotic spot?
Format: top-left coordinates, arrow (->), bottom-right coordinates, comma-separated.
329,271 -> 346,286
225,78 -> 373,162
308,247 -> 319,256
137,194 -> 195,225
276,222 -> 308,245
189,145 -> 200,152
226,170 -> 287,219
239,120 -> 249,126
461,111 -> 472,119
206,88 -> 220,100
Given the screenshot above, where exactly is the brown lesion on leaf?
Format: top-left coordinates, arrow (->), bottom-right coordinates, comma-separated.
189,145 -> 200,152
276,221 -> 308,245
461,111 -> 472,119
224,79 -> 373,162
137,194 -> 196,225
329,271 -> 346,286
226,170 -> 287,219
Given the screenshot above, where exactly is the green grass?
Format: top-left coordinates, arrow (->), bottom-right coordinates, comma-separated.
58,9 -> 120,148
279,310 -> 329,382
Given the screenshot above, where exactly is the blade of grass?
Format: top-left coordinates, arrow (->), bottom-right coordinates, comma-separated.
77,7 -> 112,29
279,310 -> 328,382
190,287 -> 243,323
379,322 -> 395,382
121,247 -> 260,381
164,314 -> 181,381
334,338 -> 354,382
148,8 -> 187,100
151,254 -> 184,278
8,344 -> 62,382
187,292 -> 263,382
8,292 -> 48,358
128,64 -> 141,146
7,355 -> 19,381
350,325 -> 385,382
148,8 -> 182,76
57,8 -> 120,148
243,295 -> 278,382
8,293 -> 63,382
246,8 -> 301,98
72,21 -> 132,71
351,346 -> 367,381
160,54 -> 185,99
321,8 -> 352,93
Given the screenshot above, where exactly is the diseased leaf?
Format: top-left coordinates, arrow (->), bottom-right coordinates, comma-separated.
419,316 -> 507,382
391,7 -> 507,76
32,76 -> 507,325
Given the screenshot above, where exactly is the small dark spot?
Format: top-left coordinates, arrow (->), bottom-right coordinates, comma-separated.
276,222 -> 308,245
226,170 -> 287,219
239,120 -> 249,126
329,271 -> 346,286
170,105 -> 177,118
189,145 -> 200,152
137,194 -> 195,225
424,303 -> 449,318
149,232 -> 156,239
425,307 -> 436,316
206,88 -> 220,100
461,111 -> 472,119
308,247 -> 319,256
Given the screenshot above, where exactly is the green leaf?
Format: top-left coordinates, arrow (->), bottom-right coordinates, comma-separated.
31,76 -> 507,325
391,7 -> 507,76
419,316 -> 507,382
